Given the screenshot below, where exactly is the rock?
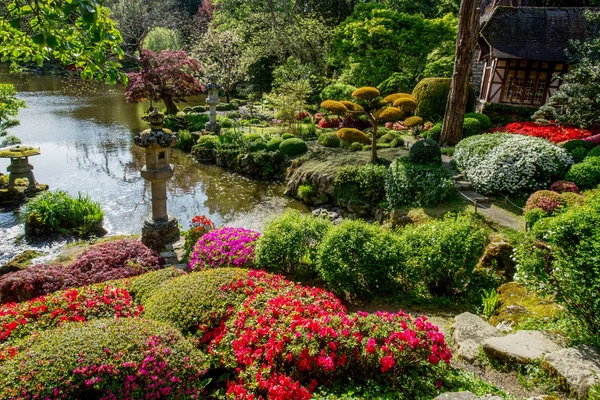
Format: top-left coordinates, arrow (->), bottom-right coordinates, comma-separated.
0,250 -> 45,276
434,392 -> 479,400
489,282 -> 562,327
483,330 -> 561,364
480,397 -> 502,400
452,312 -> 502,362
542,345 -> 600,399
475,239 -> 516,282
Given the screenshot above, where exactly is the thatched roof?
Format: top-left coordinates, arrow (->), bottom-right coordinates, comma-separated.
480,7 -> 597,62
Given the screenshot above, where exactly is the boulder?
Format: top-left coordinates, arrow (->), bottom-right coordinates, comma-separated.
483,330 -> 561,364
434,392 -> 479,400
475,238 -> 516,282
542,345 -> 600,399
452,312 -> 502,362
489,282 -> 562,327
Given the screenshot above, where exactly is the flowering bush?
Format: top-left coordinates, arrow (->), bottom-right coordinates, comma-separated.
0,240 -> 163,303
318,117 -> 339,129
524,190 -> 566,214
188,227 -> 260,270
0,285 -> 142,345
0,318 -> 209,399
550,180 -> 580,194
494,121 -> 592,144
182,215 -> 215,262
584,133 -> 600,146
453,134 -> 573,195
296,111 -> 310,121
128,267 -> 186,304
313,112 -> 324,123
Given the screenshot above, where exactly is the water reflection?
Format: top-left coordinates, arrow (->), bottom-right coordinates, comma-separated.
0,68 -> 308,265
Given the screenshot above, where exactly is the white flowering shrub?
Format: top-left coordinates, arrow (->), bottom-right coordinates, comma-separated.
453,134 -> 573,194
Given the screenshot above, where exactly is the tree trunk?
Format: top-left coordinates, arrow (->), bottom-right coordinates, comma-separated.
226,91 -> 230,103
371,119 -> 378,164
439,0 -> 480,147
164,98 -> 179,115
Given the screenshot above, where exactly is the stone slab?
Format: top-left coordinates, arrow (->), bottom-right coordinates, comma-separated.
542,344 -> 600,399
452,312 -> 502,362
434,392 -> 479,400
483,330 -> 561,364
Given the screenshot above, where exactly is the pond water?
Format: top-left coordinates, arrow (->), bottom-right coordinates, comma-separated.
0,69 -> 308,265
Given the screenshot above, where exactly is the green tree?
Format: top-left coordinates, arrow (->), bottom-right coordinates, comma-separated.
0,0 -> 124,83
329,4 -> 456,89
264,81 -> 311,132
381,0 -> 460,18
0,84 -> 26,140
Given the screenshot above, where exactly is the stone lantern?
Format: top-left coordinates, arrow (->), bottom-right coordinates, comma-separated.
205,76 -> 223,132
134,108 -> 179,250
0,146 -> 40,189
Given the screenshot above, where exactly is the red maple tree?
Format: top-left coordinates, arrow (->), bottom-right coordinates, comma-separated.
125,50 -> 204,115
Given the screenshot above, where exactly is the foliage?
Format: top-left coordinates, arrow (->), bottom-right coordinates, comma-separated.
329,4 -> 455,88
397,214 -> 488,296
318,132 -> 341,148
550,180 -> 580,194
0,285 -> 142,344
186,113 -> 210,131
320,83 -> 357,101
181,215 -> 215,263
266,136 -> 284,151
409,139 -> 442,165
349,142 -> 363,151
495,121 -> 593,144
0,0 -> 124,83
564,157 -> 600,189
403,116 -> 423,128
462,118 -> 481,138
143,27 -> 181,52
316,220 -> 402,297
176,130 -> 194,152
264,81 -> 311,129
193,135 -> 218,151
427,122 -> 443,142
465,113 -> 492,132
563,139 -> 596,163
0,240 -> 162,303
188,227 -> 260,270
386,157 -> 454,208
481,289 -> 499,319
336,128 -> 370,144
21,190 -> 104,237
279,138 -> 309,157
125,50 -> 203,114
256,210 -> 332,275
128,267 -> 185,304
413,77 -> 474,122
0,318 -> 208,399
525,190 -> 567,214
0,135 -> 21,147
0,84 -> 26,139
482,102 -> 538,126
453,134 -> 573,195
333,164 -> 388,209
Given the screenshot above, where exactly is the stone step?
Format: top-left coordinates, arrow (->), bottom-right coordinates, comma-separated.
458,190 -> 493,204
454,181 -> 472,190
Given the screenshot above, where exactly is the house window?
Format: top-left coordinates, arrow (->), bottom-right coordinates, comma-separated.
499,60 -> 555,106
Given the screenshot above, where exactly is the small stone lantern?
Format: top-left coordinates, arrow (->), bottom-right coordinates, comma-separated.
205,76 -> 223,132
134,108 -> 179,250
0,146 -> 40,189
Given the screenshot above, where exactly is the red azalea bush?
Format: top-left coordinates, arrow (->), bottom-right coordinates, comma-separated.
525,190 -> 567,214
182,215 -> 216,262
318,117 -> 339,129
0,318 -> 209,400
494,122 -> 592,144
584,133 -> 600,146
0,240 -> 163,303
313,113 -> 325,123
296,111 -> 310,121
0,285 -> 142,346
188,227 -> 260,270
550,181 -> 580,194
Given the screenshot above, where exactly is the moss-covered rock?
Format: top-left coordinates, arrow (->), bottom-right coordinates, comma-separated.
0,250 -> 45,276
0,146 -> 41,158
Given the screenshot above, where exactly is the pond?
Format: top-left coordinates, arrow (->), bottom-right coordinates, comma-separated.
0,68 -> 308,265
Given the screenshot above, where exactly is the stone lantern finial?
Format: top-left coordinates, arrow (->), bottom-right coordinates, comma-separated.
205,77 -> 223,133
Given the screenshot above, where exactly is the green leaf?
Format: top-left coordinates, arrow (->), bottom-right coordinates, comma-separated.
31,33 -> 45,45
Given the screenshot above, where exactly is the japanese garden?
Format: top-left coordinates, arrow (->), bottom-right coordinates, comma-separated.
1,0 -> 600,399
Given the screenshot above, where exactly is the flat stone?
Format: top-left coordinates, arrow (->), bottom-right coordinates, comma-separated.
434,392 -> 479,400
542,345 -> 600,399
452,312 -> 502,362
483,330 -> 561,364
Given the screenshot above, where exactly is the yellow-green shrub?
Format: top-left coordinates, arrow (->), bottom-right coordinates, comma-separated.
404,116 -> 423,128
320,100 -> 348,115
413,78 -> 474,122
378,107 -> 404,122
352,86 -> 380,100
393,97 -> 417,114
336,128 -> 371,144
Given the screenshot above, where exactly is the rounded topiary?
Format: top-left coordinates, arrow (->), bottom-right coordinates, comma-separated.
393,98 -> 417,114
282,133 -> 295,140
129,267 -> 186,304
352,86 -> 380,100
404,116 -> 424,128
427,123 -> 443,143
390,137 -> 404,148
463,117 -> 482,138
244,133 -> 262,142
195,135 -> 218,149
266,136 -> 284,151
318,132 -> 341,148
560,192 -> 585,208
0,318 -> 208,399
409,139 -> 442,165
279,138 -> 308,157
525,190 -> 567,214
336,128 -> 371,145
413,78 -> 475,122
586,145 -> 600,158
320,100 -> 348,115
349,142 -> 364,152
340,101 -> 363,112
549,180 -> 580,194
562,140 -> 596,163
464,113 -> 492,132
564,158 -> 600,189
379,133 -> 397,144
385,93 -> 416,104
378,107 -> 404,122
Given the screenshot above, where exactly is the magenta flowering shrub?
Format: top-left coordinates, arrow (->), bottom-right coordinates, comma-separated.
0,240 -> 163,303
525,190 -> 567,214
0,318 -> 209,399
188,227 -> 260,270
549,180 -> 580,194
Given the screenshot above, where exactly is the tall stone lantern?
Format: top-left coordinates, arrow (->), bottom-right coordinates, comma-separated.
205,76 -> 223,132
134,108 -> 179,250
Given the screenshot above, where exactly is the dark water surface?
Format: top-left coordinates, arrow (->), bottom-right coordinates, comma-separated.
0,69 -> 307,265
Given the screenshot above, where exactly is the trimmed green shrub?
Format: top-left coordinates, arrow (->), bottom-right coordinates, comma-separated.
256,210 -> 332,276
336,128 -> 371,145
316,220 -> 402,298
143,268 -> 251,334
333,164 -> 387,209
412,78 -> 474,122
216,103 -> 237,111
398,214 -> 488,296
243,133 -> 267,152
340,139 -> 351,149
390,137 -> 404,148
586,145 -> 600,158
379,133 -> 397,144
386,157 -> 454,208
128,267 -> 186,304
464,113 -> 492,132
0,318 -> 208,399
525,208 -> 546,228
349,142 -> 363,152
462,117 -> 482,138
216,116 -> 234,128
320,83 -> 357,101
244,133 -> 262,141
565,157 -> 600,190
409,139 -> 442,165
563,140 -> 596,163
193,135 -> 218,150
318,132 -> 340,148
186,113 -> 209,131
454,134 -> 573,194
266,136 -> 283,151
427,123 -> 442,142
282,133 -> 295,140
279,138 -> 308,157
22,190 -> 104,237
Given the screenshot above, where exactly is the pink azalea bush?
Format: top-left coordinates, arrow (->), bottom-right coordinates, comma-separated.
525,190 -> 567,214
188,227 -> 260,270
550,180 -> 580,194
